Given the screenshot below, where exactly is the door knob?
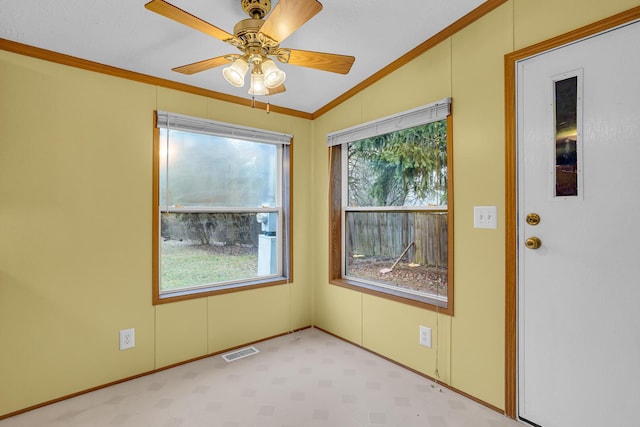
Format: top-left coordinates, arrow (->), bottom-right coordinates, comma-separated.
526,213 -> 541,226
525,237 -> 542,250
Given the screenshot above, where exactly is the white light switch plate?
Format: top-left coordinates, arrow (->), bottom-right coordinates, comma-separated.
474,206 -> 498,229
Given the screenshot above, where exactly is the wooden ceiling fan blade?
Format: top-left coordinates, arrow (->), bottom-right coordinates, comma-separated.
172,56 -> 230,75
267,84 -> 286,95
259,0 -> 322,43
286,49 -> 355,74
145,0 -> 233,41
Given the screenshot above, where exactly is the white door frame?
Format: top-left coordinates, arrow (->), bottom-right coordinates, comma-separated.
503,5 -> 640,420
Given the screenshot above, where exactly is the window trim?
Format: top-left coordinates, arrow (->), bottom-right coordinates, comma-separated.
327,105 -> 454,315
152,111 -> 293,305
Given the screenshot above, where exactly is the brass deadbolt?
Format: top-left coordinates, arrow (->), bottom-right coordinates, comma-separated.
526,213 -> 541,226
525,237 -> 542,250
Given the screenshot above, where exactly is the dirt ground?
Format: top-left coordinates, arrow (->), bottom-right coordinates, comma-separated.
347,257 -> 448,296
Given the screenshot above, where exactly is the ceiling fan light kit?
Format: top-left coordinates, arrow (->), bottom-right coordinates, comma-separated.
222,57 -> 249,87
222,56 -> 285,93
248,71 -> 268,96
145,0 -> 355,105
261,59 -> 286,88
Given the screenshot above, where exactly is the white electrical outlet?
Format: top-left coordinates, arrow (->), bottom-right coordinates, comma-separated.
119,328 -> 135,351
419,325 -> 432,348
474,206 -> 498,229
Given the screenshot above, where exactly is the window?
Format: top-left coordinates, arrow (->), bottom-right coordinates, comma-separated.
328,99 -> 453,313
554,74 -> 580,198
153,111 -> 292,303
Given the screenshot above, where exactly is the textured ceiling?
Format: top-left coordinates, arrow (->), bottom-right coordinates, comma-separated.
0,0 -> 485,114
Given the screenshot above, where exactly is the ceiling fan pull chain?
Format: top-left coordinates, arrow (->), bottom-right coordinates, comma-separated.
251,96 -> 256,108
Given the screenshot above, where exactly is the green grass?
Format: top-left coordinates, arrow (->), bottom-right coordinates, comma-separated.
161,240 -> 258,290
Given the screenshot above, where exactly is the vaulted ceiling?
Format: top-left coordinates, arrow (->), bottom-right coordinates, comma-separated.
0,0 -> 487,115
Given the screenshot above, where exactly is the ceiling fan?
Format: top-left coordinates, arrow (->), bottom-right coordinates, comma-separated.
145,0 -> 356,98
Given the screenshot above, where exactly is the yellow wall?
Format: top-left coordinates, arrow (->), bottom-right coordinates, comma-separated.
0,52 -> 312,416
1,0 -> 639,418
310,0 -> 640,410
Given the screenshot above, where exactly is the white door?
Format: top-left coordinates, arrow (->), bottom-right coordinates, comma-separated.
517,20 -> 640,427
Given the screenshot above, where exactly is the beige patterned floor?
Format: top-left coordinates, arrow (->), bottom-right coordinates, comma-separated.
1,328 -> 523,427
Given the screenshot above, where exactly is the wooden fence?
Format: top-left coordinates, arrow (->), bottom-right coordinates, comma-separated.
346,211 -> 448,267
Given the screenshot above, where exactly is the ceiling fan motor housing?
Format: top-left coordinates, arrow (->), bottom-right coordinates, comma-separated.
232,18 -> 276,56
241,0 -> 271,19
